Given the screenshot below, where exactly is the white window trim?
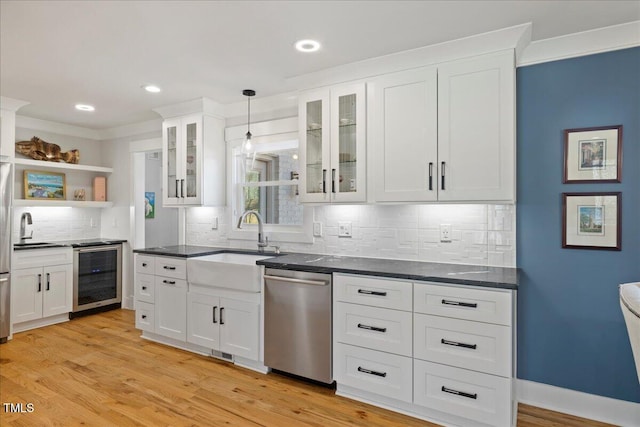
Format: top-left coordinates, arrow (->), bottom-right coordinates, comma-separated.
226,121 -> 313,244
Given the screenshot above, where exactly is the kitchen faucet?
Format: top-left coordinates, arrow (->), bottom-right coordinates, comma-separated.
237,210 -> 268,253
20,212 -> 33,243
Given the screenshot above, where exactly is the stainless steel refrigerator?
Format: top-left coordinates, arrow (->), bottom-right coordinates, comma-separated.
0,161 -> 12,343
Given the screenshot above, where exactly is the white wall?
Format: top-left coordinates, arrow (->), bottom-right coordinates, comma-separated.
144,151 -> 178,247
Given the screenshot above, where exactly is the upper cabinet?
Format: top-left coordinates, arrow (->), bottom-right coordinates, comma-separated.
369,50 -> 515,203
162,113 -> 225,207
298,82 -> 366,203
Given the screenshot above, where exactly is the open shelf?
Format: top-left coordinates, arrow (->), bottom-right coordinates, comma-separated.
13,199 -> 113,208
13,158 -> 113,174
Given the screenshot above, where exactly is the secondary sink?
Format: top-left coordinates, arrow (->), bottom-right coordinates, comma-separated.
187,253 -> 273,292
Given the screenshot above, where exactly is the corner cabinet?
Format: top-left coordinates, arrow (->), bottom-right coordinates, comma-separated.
162,113 -> 225,207
298,83 -> 366,203
369,50 -> 515,203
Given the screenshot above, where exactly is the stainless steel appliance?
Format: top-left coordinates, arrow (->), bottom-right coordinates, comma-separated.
264,268 -> 332,384
72,243 -> 122,313
0,161 -> 12,343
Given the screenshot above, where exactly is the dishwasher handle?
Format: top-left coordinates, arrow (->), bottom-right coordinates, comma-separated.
264,275 -> 329,286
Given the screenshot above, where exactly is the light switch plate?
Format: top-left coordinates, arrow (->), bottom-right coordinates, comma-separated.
211,217 -> 218,230
440,224 -> 452,242
338,221 -> 352,237
313,222 -> 323,237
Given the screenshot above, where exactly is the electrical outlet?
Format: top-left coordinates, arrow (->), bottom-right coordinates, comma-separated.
440,224 -> 452,242
212,217 -> 218,230
313,221 -> 323,237
338,221 -> 352,237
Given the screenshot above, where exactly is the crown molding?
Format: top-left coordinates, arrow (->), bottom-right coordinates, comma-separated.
518,21 -> 640,67
15,115 -> 102,140
0,96 -> 29,112
98,118 -> 162,141
152,97 -> 225,119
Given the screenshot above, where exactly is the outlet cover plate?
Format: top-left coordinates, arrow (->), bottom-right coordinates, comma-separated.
313,222 -> 323,237
338,221 -> 352,237
440,224 -> 452,242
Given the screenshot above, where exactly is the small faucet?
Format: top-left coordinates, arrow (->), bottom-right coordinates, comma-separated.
20,212 -> 33,243
237,210 -> 268,253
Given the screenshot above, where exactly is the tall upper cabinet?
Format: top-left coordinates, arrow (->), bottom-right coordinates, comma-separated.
298,82 -> 366,203
369,50 -> 515,203
156,99 -> 226,207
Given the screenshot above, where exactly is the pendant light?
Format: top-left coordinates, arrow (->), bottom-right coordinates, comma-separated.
243,89 -> 255,151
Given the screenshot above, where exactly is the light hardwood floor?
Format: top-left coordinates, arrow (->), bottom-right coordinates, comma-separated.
0,309 -> 613,426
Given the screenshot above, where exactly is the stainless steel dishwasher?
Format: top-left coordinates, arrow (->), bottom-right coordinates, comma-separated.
264,268 -> 333,384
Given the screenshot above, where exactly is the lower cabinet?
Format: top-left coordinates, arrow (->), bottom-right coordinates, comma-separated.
334,273 -> 516,427
155,276 -> 187,341
187,291 -> 259,360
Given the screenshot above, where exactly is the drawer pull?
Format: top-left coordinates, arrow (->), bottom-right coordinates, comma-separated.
141,315 -> 147,319
357,323 -> 387,333
163,266 -> 176,271
142,286 -> 147,290
37,274 -> 42,292
162,280 -> 176,285
441,339 -> 477,350
358,289 -> 387,297
357,367 -> 387,378
142,263 -> 147,267
213,306 -> 218,324
220,307 -> 225,325
441,299 -> 477,308
441,386 -> 477,400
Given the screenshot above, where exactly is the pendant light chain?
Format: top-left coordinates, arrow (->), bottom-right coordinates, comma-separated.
243,89 -> 256,149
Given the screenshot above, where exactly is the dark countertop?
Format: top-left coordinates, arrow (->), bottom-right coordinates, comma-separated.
257,253 -> 519,290
132,245 -> 518,289
13,238 -> 126,251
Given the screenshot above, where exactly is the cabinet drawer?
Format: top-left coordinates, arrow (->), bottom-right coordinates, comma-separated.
335,302 -> 412,357
135,301 -> 155,333
135,254 -> 155,274
155,276 -> 187,289
414,359 -> 511,427
135,273 -> 155,304
335,343 -> 413,403
414,313 -> 511,377
13,248 -> 72,269
334,274 -> 412,311
414,282 -> 512,326
154,257 -> 187,280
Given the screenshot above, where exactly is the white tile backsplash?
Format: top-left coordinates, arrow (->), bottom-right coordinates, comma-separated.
12,206 -> 102,242
186,204 -> 516,267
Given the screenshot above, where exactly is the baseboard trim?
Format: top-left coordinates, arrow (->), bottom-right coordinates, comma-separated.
517,379 -> 640,426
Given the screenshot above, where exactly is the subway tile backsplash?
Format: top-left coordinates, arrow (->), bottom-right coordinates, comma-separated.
12,207 -> 102,242
186,204 -> 516,268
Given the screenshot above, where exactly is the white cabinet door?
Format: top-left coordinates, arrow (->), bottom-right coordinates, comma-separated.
219,297 -> 259,360
162,117 -> 182,206
180,114 -> 203,206
299,88 -> 331,203
369,66 -> 438,202
187,292 -> 220,349
12,267 -> 43,323
42,264 -> 72,318
437,50 -> 515,202
155,277 -> 187,341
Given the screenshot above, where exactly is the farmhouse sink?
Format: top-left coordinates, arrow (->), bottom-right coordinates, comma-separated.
187,253 -> 273,292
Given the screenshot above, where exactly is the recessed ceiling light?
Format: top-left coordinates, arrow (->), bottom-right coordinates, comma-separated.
75,104 -> 95,112
143,84 -> 161,93
295,39 -> 320,52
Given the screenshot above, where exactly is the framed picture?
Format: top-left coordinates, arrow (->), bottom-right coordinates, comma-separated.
563,125 -> 622,183
145,192 -> 155,219
24,170 -> 66,200
562,192 -> 621,250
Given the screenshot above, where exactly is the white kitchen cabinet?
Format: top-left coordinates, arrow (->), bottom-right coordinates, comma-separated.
369,50 -> 515,203
162,113 -> 225,206
155,275 -> 187,341
12,248 -> 73,332
187,289 -> 259,361
298,82 -> 366,203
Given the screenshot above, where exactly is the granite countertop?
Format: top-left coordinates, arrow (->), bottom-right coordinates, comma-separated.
13,238 -> 127,250
132,245 -> 518,289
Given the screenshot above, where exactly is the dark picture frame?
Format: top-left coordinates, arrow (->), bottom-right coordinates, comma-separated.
563,125 -> 622,183
562,192 -> 621,251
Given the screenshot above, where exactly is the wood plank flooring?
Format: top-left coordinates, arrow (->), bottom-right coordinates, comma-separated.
0,309 -> 613,426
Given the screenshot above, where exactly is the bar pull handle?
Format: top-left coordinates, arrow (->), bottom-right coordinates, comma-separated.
213,306 -> 218,324
162,280 -> 176,285
442,386 -> 477,400
37,273 -> 42,292
357,367 -> 387,378
220,307 -> 225,325
358,323 -> 387,333
163,266 -> 176,271
175,179 -> 179,198
46,273 -> 50,291
428,162 -> 433,191
358,289 -> 387,297
322,169 -> 327,193
441,299 -> 478,308
264,275 -> 328,287
331,168 -> 336,193
441,339 -> 477,350
441,161 -> 446,190
181,179 -> 185,198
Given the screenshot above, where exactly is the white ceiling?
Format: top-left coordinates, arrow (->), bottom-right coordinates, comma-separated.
1,1 -> 639,130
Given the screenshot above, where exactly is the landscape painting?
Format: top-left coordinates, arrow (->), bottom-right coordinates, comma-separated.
578,205 -> 604,235
24,170 -> 66,200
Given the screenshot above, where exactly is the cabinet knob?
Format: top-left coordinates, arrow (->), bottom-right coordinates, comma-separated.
142,263 -> 147,267
142,286 -> 147,290
141,315 -> 147,319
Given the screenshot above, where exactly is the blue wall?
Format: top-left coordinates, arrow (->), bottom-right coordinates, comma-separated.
517,47 -> 640,403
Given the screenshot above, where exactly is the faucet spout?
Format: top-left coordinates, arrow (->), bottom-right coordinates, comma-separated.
237,210 -> 268,252
20,212 -> 33,243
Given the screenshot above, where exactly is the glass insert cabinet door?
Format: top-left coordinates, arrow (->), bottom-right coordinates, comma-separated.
184,120 -> 198,199
164,121 -> 179,202
162,115 -> 202,206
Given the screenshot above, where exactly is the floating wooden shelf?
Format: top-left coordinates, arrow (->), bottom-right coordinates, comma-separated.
13,158 -> 113,174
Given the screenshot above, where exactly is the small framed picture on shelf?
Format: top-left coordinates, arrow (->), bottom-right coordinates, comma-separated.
563,125 -> 622,183
562,192 -> 621,251
24,170 -> 66,200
